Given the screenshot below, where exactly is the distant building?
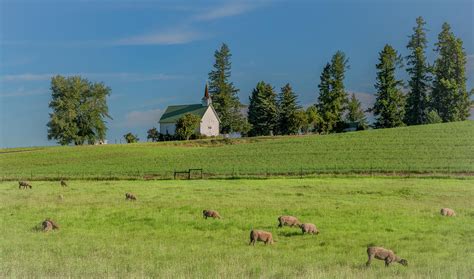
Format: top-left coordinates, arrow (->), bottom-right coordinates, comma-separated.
159,84 -> 220,137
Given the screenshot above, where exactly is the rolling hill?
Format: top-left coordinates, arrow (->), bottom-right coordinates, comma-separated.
1,121 -> 473,180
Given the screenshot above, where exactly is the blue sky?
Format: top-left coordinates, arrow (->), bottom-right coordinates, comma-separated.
0,0 -> 473,148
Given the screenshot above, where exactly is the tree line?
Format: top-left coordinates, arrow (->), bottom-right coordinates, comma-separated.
47,17 -> 471,144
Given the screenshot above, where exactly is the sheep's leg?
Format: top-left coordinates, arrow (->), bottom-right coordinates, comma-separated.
385,258 -> 391,267
366,254 -> 373,266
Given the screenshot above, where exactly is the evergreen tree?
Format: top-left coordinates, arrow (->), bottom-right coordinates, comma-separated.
372,45 -> 406,128
432,23 -> 471,122
247,81 -> 278,136
278,83 -> 301,135
208,43 -> 244,133
405,16 -> 431,125
345,93 -> 368,130
317,51 -> 349,133
47,75 -> 111,145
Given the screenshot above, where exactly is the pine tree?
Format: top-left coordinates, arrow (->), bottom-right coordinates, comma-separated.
405,16 -> 431,125
432,23 -> 471,122
208,43 -> 244,134
345,93 -> 368,130
248,81 -> 278,136
278,83 -> 301,135
372,45 -> 406,128
317,51 -> 349,133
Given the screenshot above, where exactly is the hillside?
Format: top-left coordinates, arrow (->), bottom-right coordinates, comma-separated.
1,121 -> 473,179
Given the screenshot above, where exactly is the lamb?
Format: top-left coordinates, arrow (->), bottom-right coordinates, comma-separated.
125,192 -> 137,201
60,180 -> 68,187
203,210 -> 221,219
366,246 -> 408,267
249,230 -> 274,245
42,219 -> 59,232
18,181 -> 32,189
278,215 -> 301,228
299,223 -> 319,235
440,208 -> 456,217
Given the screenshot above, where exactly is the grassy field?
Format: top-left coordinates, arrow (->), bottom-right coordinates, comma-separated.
0,121 -> 473,180
1,177 -> 473,278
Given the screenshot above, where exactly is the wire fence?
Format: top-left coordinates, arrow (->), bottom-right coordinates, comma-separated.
1,167 -> 472,182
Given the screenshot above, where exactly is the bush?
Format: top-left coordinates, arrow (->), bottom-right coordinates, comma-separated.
123,133 -> 139,143
427,110 -> 442,124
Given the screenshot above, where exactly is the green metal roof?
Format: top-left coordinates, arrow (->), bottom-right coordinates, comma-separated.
159,104 -> 208,123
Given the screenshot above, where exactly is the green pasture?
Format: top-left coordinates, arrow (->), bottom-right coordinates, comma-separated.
1,121 -> 473,180
1,177 -> 473,278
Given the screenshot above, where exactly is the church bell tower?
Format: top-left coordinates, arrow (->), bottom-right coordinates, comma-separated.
202,83 -> 212,107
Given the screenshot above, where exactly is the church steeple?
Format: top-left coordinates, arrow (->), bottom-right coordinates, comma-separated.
202,82 -> 212,106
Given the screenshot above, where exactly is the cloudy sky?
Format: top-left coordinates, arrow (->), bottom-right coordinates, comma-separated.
0,0 -> 473,147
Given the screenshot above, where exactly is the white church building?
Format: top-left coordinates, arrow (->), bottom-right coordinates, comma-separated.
159,84 -> 220,137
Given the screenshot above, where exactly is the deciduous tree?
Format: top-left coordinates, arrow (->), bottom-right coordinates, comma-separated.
47,75 -> 111,145
175,113 -> 201,140
147,127 -> 159,142
124,132 -> 139,143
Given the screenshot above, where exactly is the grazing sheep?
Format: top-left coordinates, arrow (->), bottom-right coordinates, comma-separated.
299,223 -> 319,235
42,219 -> 59,232
249,230 -> 274,245
203,210 -> 221,219
18,181 -> 32,189
60,180 -> 68,187
278,215 -> 301,228
125,193 -> 137,201
440,208 -> 456,217
366,246 -> 408,267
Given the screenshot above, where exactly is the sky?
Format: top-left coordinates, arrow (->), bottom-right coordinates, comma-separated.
0,0 -> 473,148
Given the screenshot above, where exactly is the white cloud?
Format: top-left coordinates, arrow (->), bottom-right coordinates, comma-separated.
192,1 -> 259,22
115,28 -> 207,46
121,108 -> 164,128
1,72 -> 182,82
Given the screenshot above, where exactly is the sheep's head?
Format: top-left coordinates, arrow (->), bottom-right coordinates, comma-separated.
399,259 -> 408,266
315,228 -> 320,235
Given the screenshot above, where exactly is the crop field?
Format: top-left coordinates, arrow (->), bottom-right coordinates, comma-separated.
0,121 -> 473,180
1,177 -> 473,278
